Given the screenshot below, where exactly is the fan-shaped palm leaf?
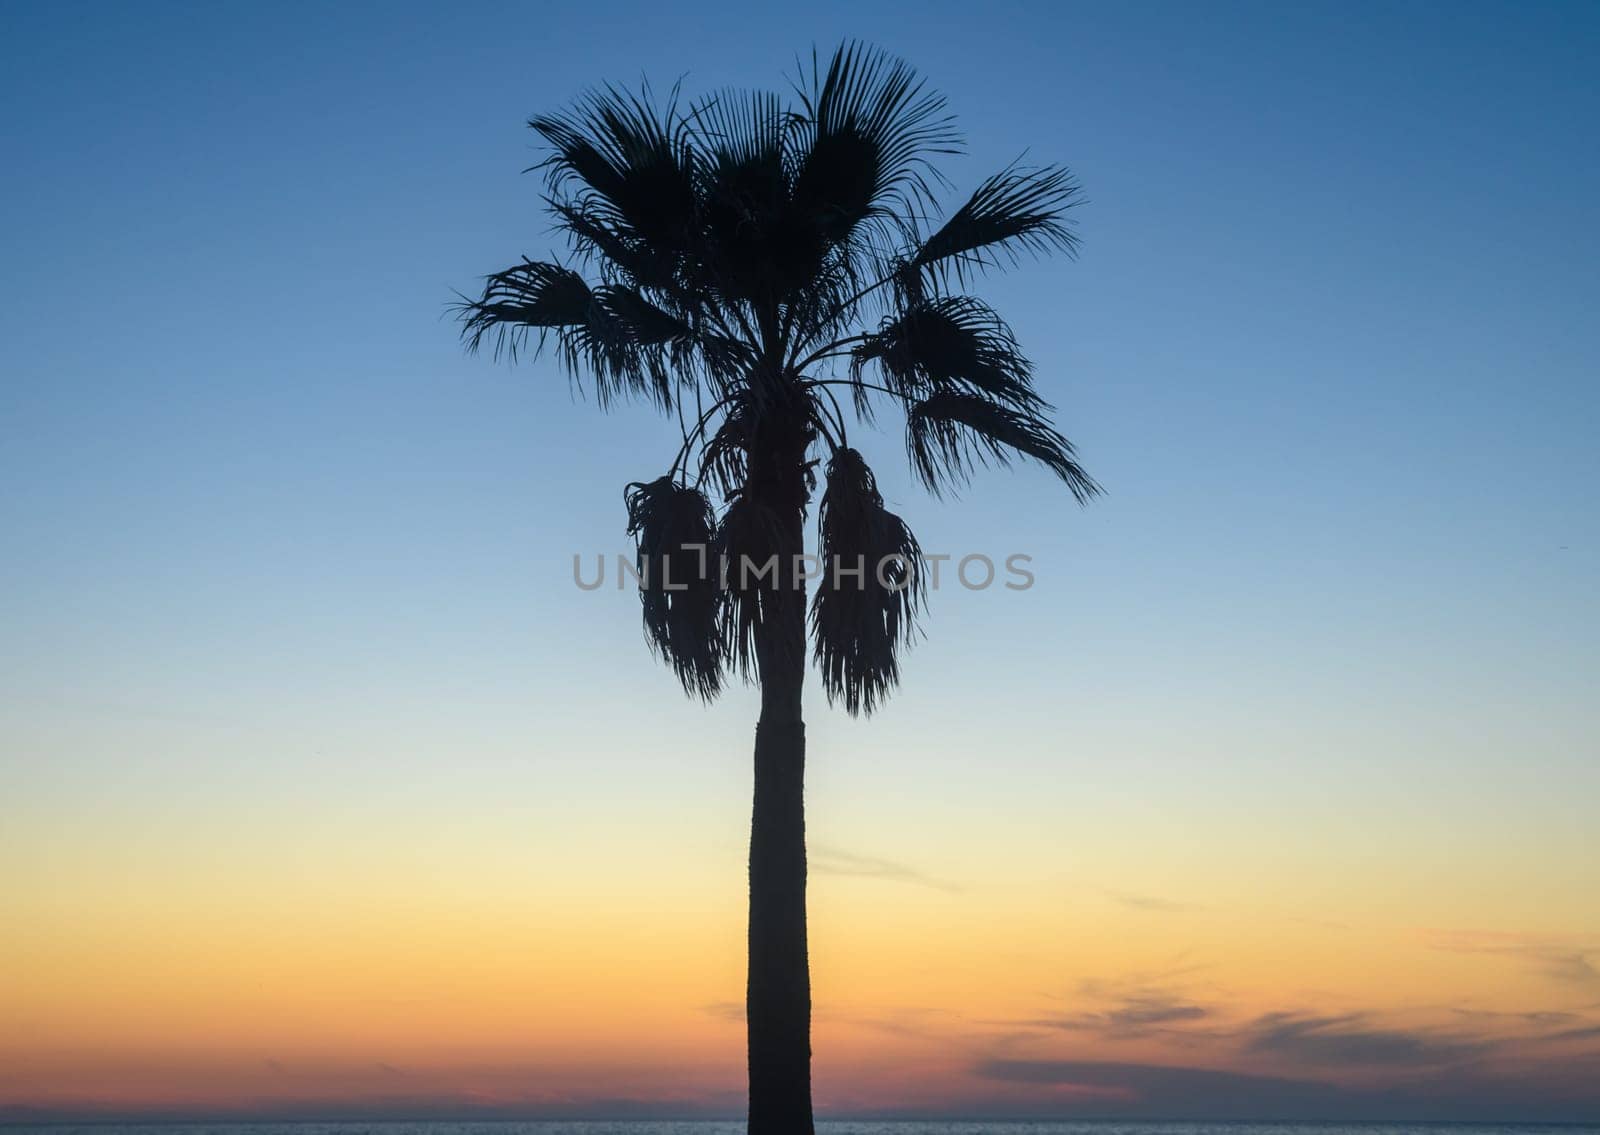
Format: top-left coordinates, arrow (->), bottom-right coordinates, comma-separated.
695,88 -> 823,303
906,161 -> 1080,297
791,42 -> 959,260
457,260 -> 592,359
458,260 -> 693,406
531,83 -> 698,257
850,295 -> 1044,411
907,390 -> 1101,502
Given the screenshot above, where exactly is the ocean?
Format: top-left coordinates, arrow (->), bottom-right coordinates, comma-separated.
5,1123 -> 1597,1135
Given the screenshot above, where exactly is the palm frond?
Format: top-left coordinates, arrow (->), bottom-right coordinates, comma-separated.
692,87 -> 787,177
624,476 -> 723,699
458,261 -> 702,406
596,284 -> 694,348
907,162 -> 1080,297
810,448 -> 924,715
563,290 -> 673,407
550,199 -> 683,294
700,396 -> 753,498
694,87 -> 825,303
532,82 -> 698,257
456,259 -> 593,360
697,332 -> 757,390
780,245 -> 873,366
850,296 -> 1042,409
790,42 -> 959,256
906,390 -> 1101,502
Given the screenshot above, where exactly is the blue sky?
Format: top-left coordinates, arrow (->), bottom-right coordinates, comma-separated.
3,1 -> 1599,1120
6,0 -> 1595,785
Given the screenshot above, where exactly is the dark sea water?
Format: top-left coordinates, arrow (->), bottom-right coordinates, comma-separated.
6,1123 -> 1598,1135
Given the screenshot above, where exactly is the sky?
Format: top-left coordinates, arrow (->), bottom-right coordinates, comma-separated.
2,0 -> 1598,1122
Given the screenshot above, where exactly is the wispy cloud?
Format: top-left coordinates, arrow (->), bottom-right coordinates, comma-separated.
965,1056 -> 1600,1122
1241,1011 -> 1496,1068
700,1000 -> 744,1022
1027,993 -> 1212,1038
1076,957 -> 1212,997
1425,929 -> 1600,987
1098,888 -> 1202,913
1449,1006 -> 1582,1029
1007,960 -> 1600,1074
1010,960 -> 1221,1042
970,1058 -> 1354,1118
810,845 -> 961,892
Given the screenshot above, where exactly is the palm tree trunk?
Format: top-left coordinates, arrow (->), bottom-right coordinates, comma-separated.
746,502 -> 814,1135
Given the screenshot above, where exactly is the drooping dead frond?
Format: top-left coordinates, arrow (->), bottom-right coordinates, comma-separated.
811,448 -> 924,715
907,391 -> 1101,503
624,476 -> 723,698
715,491 -> 789,681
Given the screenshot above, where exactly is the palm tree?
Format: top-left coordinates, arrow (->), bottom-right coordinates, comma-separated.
456,42 -> 1097,1134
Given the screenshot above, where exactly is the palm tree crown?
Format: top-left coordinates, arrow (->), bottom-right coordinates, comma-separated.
458,42 -> 1099,715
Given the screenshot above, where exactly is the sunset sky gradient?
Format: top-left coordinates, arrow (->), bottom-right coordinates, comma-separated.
3,0 -> 1599,1122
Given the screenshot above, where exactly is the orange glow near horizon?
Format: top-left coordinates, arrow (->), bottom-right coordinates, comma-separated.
7,790 -> 1600,1119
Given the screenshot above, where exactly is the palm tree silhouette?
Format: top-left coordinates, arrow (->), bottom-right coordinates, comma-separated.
457,42 -> 1097,1134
